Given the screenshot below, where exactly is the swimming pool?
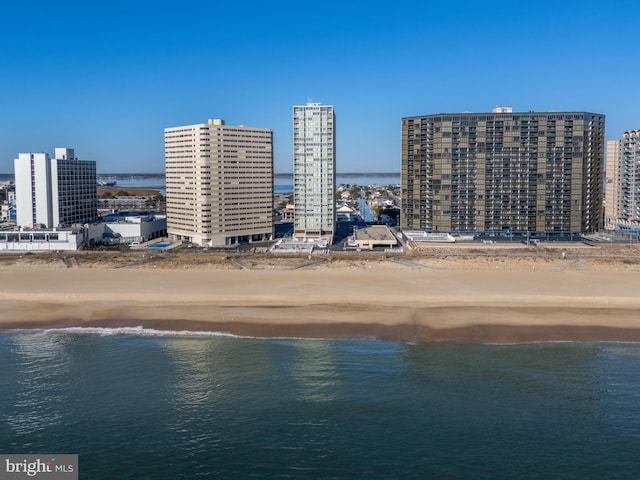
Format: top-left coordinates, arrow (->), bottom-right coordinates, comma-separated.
146,242 -> 171,249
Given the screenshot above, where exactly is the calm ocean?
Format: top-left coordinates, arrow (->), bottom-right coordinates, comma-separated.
1,330 -> 639,479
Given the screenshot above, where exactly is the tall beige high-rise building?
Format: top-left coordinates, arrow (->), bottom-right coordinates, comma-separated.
401,109 -> 605,235
164,119 -> 273,246
605,130 -> 640,229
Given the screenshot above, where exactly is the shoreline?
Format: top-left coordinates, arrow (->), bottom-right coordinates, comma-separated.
1,254 -> 639,343
5,319 -> 640,345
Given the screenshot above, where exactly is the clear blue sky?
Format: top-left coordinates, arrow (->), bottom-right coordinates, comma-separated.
0,0 -> 637,174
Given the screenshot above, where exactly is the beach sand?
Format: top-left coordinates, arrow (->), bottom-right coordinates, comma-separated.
1,249 -> 639,343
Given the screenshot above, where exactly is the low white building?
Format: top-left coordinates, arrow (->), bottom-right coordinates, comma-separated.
0,213 -> 167,252
350,225 -> 398,250
91,213 -> 167,245
403,231 -> 456,244
0,228 -> 84,251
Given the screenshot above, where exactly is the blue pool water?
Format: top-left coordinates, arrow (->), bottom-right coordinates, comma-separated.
146,242 -> 171,249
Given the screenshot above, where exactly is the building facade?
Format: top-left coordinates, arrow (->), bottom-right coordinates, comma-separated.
87,213 -> 167,246
164,119 -> 273,246
605,130 -> 640,229
0,228 -> 85,251
293,102 -> 336,239
14,148 -> 97,228
401,109 -> 605,234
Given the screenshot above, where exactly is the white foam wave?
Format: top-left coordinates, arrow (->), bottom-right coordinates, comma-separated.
43,326 -> 239,338
7,326 -> 336,341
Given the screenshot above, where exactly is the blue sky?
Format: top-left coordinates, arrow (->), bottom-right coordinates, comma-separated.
0,0 -> 637,174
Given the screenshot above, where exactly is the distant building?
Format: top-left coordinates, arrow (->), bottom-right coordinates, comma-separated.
605,130 -> 640,229
401,109 -> 605,234
293,102 -> 336,239
1,204 -> 15,223
281,204 -> 295,222
336,204 -> 355,223
164,119 -> 273,246
14,147 -> 97,228
99,196 -> 157,212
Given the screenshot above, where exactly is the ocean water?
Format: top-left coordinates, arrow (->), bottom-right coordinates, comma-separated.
1,330 -> 639,479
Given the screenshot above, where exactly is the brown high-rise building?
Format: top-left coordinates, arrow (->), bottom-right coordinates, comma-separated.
401,108 -> 605,234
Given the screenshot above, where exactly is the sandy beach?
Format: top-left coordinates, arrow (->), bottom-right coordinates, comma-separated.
1,247 -> 639,343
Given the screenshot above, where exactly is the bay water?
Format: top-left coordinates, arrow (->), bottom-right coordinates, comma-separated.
1,330 -> 639,479
108,174 -> 400,194
275,174 -> 400,194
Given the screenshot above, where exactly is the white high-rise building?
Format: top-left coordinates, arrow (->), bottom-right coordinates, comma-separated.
14,148 -> 97,228
293,102 -> 336,239
606,130 -> 640,228
164,119 -> 273,247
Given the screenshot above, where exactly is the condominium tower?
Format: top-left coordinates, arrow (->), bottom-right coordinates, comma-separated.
605,130 -> 640,228
401,108 -> 605,234
293,102 -> 336,238
14,147 -> 97,228
164,119 -> 273,246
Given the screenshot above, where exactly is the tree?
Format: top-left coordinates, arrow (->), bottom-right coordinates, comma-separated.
380,205 -> 400,222
349,184 -> 360,200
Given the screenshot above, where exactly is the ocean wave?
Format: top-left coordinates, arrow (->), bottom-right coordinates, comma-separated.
7,326 -> 337,341
20,326 -> 242,338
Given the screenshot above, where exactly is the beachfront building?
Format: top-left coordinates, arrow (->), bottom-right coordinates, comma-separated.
0,227 -> 86,251
293,102 -> 336,240
164,119 -> 273,246
0,213 -> 167,252
401,108 -> 605,235
605,130 -> 640,231
86,212 -> 167,246
14,147 -> 98,228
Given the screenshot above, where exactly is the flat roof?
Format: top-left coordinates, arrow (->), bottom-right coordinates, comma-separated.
402,111 -> 604,120
354,225 -> 395,242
